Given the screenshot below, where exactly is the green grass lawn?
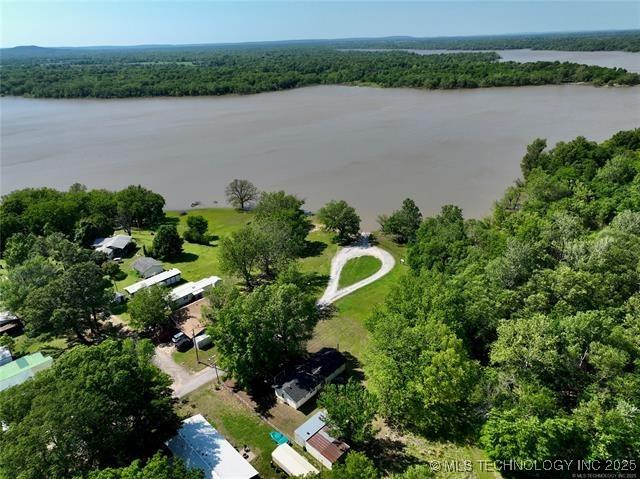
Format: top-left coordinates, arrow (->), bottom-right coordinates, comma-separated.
338,256 -> 382,289
402,432 -> 503,479
172,346 -> 219,373
179,387 -> 279,478
114,208 -> 253,292
298,229 -> 338,276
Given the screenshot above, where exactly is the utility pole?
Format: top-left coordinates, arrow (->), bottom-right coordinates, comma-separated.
192,328 -> 200,364
213,357 -> 220,384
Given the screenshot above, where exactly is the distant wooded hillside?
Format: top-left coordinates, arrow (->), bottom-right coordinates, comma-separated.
1,48 -> 638,99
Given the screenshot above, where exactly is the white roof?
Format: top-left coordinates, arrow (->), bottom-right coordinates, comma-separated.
169,276 -> 221,301
0,347 -> 11,361
166,414 -> 258,479
92,235 -> 132,250
272,443 -> 319,477
0,311 -> 18,325
124,268 -> 181,295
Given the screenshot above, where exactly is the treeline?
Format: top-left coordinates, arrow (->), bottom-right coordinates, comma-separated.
365,129 -> 640,467
335,29 -> 640,52
1,49 -> 637,98
3,30 -> 639,64
0,184 -> 164,252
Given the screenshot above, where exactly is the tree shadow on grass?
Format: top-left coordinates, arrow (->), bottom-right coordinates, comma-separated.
300,240 -> 327,259
174,252 -> 199,263
341,351 -> 365,383
236,381 -> 278,418
366,435 -> 424,475
162,216 -> 180,226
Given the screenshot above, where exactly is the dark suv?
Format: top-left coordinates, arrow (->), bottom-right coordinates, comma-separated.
171,332 -> 193,352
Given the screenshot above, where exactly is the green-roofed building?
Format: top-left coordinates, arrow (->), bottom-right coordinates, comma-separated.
0,352 -> 53,392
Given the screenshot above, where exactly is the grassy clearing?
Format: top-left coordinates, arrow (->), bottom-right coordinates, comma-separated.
179,386 -> 279,478
401,431 -> 502,479
339,256 -> 382,289
114,208 -> 252,292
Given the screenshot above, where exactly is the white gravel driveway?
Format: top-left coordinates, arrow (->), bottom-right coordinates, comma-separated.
153,345 -> 223,398
318,239 -> 395,305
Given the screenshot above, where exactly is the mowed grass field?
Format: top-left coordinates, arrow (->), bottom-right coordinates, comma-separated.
338,255 -> 382,289
114,208 -> 253,291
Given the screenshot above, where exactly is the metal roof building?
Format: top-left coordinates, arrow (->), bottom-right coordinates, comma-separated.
169,276 -> 221,307
0,352 -> 53,392
0,347 -> 12,367
293,410 -> 349,470
124,268 -> 181,295
132,257 -> 164,278
166,414 -> 259,479
92,235 -> 133,259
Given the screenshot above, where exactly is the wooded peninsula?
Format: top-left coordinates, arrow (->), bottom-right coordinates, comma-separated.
2,31 -> 639,99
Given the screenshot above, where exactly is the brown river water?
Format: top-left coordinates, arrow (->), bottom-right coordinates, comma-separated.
1,84 -> 639,229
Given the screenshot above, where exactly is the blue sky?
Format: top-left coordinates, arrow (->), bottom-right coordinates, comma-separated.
1,1 -> 638,48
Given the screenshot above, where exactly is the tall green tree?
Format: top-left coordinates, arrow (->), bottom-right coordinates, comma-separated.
0,339 -> 179,479
406,205 -> 468,272
127,285 -> 172,333
116,185 -> 165,235
322,452 -> 379,479
83,453 -> 203,479
206,281 -> 318,387
152,225 -> 183,260
520,138 -> 548,178
317,200 -> 361,244
0,241 -> 111,343
378,198 -> 422,244
366,312 -> 478,436
254,191 -> 312,255
318,379 -> 378,445
219,226 -> 261,288
183,215 -> 209,244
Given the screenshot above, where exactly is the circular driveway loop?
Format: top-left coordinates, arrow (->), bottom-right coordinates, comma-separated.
318,241 -> 396,305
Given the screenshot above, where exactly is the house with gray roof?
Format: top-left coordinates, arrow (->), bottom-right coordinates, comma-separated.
132,257 -> 164,278
273,348 -> 346,410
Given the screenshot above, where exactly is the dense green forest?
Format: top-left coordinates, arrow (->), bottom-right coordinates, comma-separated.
366,129 -> 640,468
336,29 -> 640,52
3,30 -> 639,63
1,49 -> 638,98
0,184 -> 165,252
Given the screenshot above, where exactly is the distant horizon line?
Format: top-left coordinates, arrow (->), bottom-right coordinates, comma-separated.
3,28 -> 638,50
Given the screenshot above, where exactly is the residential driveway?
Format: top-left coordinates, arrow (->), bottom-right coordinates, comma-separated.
318,238 -> 396,305
153,345 -> 223,398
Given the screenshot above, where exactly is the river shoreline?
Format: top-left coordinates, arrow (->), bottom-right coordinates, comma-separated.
2,84 -> 639,229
